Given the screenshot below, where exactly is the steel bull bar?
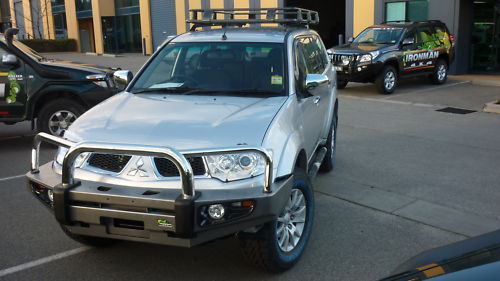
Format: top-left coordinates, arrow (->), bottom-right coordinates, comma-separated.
30,133 -> 273,237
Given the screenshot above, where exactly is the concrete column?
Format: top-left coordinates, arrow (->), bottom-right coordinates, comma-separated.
22,0 -> 33,38
139,0 -> 153,55
91,0 -> 104,54
64,0 -> 80,51
8,0 -> 15,28
40,0 -> 55,39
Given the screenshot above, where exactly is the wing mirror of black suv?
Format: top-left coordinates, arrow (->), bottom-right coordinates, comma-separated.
347,37 -> 354,44
113,70 -> 133,91
1,53 -> 18,65
305,74 -> 329,95
402,37 -> 415,46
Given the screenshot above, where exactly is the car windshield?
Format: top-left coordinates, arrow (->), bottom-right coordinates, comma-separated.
12,39 -> 45,61
131,42 -> 286,96
353,27 -> 403,44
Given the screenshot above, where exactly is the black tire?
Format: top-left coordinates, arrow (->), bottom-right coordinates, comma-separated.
60,224 -> 116,247
37,98 -> 86,136
337,79 -> 348,89
239,170 -> 314,272
319,105 -> 338,173
375,65 -> 397,95
429,59 -> 448,85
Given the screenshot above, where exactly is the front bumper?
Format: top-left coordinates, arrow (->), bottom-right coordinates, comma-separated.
335,61 -> 383,83
27,133 -> 289,248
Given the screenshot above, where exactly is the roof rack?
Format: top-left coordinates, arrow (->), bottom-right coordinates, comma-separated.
187,8 -> 319,31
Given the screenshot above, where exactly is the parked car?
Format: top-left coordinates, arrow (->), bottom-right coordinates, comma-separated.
329,20 -> 455,94
26,8 -> 338,272
0,28 -> 119,136
379,229 -> 500,281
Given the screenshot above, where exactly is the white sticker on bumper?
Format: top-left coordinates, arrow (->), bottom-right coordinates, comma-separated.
0,83 -> 5,98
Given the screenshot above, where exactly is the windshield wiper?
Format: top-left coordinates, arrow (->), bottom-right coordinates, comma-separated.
131,87 -> 202,94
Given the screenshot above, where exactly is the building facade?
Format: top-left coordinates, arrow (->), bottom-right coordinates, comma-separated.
346,0 -> 500,74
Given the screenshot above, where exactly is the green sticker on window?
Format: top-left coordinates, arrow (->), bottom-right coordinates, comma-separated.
271,75 -> 283,85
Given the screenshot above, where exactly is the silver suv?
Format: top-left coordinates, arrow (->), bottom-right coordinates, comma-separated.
27,8 -> 338,272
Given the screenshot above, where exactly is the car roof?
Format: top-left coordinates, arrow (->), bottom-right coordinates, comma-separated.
172,27 -> 306,43
373,20 -> 445,29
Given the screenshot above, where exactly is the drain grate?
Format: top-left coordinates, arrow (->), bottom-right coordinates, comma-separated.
436,107 -> 477,115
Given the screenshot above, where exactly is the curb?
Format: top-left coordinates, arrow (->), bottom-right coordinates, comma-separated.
483,101 -> 500,114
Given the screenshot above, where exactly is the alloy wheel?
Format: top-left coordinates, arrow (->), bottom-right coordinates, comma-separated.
48,110 -> 77,136
276,189 -> 307,252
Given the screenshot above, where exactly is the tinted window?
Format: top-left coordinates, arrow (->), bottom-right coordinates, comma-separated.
354,27 -> 404,44
297,36 -> 325,74
132,42 -> 286,95
417,25 -> 434,43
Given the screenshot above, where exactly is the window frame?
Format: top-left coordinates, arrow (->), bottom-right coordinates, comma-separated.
384,0 -> 428,22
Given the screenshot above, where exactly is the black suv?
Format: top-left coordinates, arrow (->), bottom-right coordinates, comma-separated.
0,28 -> 119,135
329,20 -> 455,94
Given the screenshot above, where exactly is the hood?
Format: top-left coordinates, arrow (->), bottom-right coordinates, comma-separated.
331,43 -> 392,54
66,92 -> 287,151
40,60 -> 113,76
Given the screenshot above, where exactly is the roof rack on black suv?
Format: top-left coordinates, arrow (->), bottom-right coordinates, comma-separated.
188,7 -> 319,31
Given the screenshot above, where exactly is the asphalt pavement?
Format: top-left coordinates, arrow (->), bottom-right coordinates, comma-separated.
1,54 -> 500,280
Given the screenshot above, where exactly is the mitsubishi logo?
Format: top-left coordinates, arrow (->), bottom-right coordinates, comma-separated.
127,157 -> 150,177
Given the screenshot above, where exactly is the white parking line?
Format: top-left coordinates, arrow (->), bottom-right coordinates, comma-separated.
0,174 -> 25,182
0,247 -> 90,278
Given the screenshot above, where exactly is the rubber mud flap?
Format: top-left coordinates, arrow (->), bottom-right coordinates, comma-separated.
53,182 -> 80,225
174,192 -> 200,238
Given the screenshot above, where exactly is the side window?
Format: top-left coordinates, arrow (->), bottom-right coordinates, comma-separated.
417,25 -> 439,50
402,29 -> 417,50
298,36 -> 325,75
434,25 -> 451,48
294,39 -> 309,96
313,35 -> 329,69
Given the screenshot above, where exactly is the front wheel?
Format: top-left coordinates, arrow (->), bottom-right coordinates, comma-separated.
376,65 -> 397,95
239,170 -> 314,272
37,99 -> 86,136
337,79 -> 348,89
429,59 -> 448,84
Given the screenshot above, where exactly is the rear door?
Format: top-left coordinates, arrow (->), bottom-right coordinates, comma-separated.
402,25 -> 440,74
0,43 -> 27,119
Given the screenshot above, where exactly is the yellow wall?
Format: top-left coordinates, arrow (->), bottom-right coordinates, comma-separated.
64,0 -> 80,51
175,0 -> 186,34
139,0 -> 153,54
353,0 -> 374,37
40,0 -> 56,39
8,0 -> 15,28
22,0 -> 33,38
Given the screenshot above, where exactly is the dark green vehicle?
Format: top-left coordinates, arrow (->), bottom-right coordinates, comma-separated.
0,28 -> 121,136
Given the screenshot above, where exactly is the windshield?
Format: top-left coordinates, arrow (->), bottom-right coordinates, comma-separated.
131,42 -> 286,96
12,39 -> 44,61
353,27 -> 403,44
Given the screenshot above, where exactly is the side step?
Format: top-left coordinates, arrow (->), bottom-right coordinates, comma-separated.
308,147 -> 327,180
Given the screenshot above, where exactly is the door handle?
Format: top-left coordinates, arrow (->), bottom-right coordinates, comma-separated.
313,97 -> 321,105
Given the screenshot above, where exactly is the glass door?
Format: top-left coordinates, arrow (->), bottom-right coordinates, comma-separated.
471,0 -> 500,72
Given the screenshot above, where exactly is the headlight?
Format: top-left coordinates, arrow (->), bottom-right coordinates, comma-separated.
86,74 -> 108,88
55,147 -> 89,168
370,51 -> 380,59
358,54 -> 372,63
205,152 -> 266,182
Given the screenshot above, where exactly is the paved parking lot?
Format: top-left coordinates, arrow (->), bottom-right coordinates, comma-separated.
1,54 -> 500,280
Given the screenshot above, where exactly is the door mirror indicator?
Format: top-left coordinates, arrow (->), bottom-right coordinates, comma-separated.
402,37 -> 415,45
304,74 -> 329,94
113,70 -> 133,91
2,53 -> 18,65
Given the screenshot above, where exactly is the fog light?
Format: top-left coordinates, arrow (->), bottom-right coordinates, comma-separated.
357,67 -> 362,72
207,204 -> 225,220
47,189 -> 54,202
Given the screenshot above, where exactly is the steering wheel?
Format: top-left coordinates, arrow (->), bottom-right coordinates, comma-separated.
168,75 -> 198,87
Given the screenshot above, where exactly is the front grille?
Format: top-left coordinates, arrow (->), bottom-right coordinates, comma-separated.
154,157 -> 206,177
332,54 -> 355,64
87,154 -> 132,173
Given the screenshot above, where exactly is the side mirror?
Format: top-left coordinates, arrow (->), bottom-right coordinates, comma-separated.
402,37 -> 415,45
113,70 -> 133,91
347,37 -> 354,43
2,53 -> 18,65
327,49 -> 334,61
304,74 -> 329,94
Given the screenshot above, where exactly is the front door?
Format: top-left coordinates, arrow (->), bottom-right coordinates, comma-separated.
0,44 -> 26,119
402,26 -> 440,74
